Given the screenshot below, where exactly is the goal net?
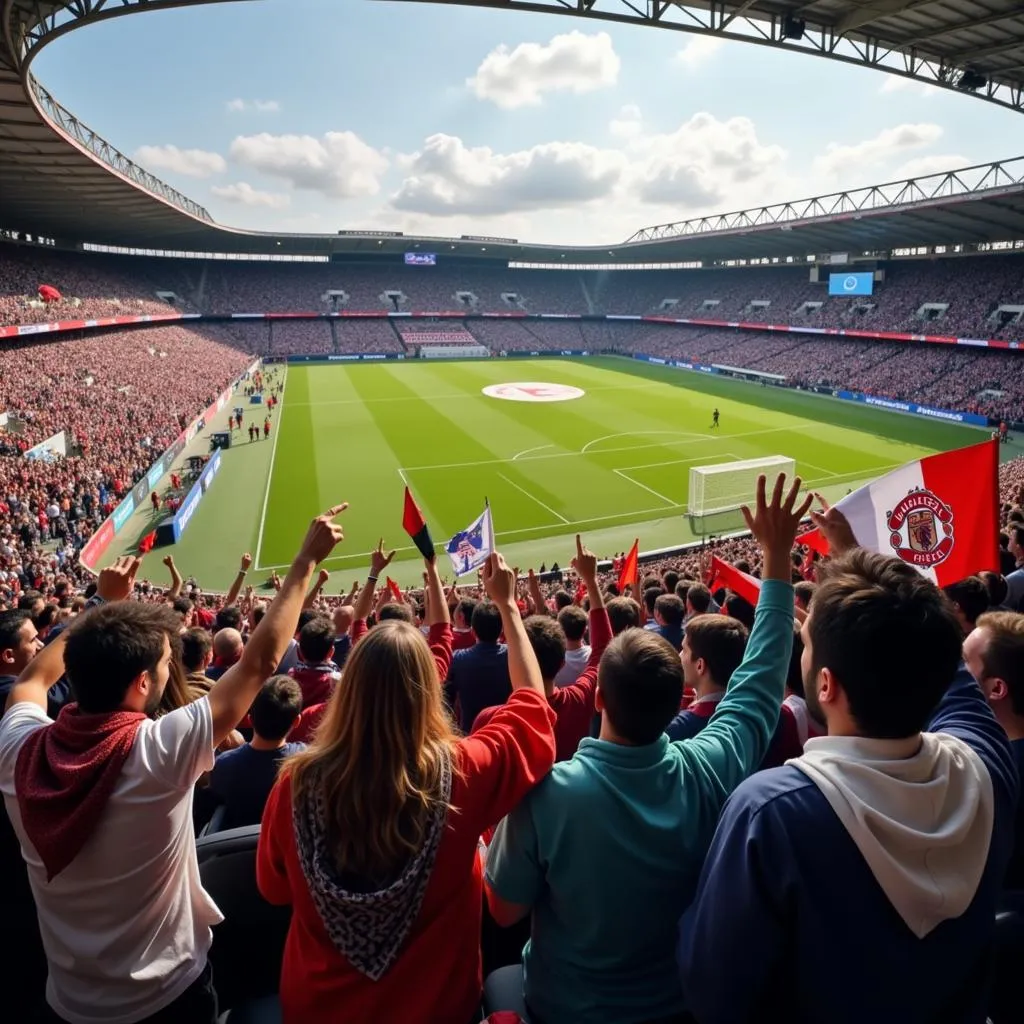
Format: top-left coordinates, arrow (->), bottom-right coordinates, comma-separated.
688,456 -> 796,532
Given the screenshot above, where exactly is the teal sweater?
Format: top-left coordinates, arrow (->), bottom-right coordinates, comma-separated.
486,579 -> 794,1024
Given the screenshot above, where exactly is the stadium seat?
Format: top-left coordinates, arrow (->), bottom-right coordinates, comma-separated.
196,825 -> 289,1015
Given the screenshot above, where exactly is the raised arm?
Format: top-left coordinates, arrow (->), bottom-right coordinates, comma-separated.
527,569 -> 549,618
162,555 -> 184,600
482,552 -> 545,698
304,568 -> 330,609
223,552 -> 253,608
423,557 -> 453,680
208,505 -> 346,745
352,538 -> 394,625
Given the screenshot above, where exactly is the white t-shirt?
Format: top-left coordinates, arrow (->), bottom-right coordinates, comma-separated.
554,645 -> 591,687
0,698 -> 223,1024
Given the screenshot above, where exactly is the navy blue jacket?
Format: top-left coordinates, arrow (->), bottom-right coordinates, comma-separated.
444,641 -> 510,733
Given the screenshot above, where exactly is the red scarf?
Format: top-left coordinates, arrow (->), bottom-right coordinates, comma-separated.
15,704 -> 145,880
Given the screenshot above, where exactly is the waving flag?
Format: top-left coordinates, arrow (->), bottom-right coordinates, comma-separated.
402,487 -> 435,560
708,555 -> 761,608
386,577 -> 403,603
796,439 -> 998,586
446,504 -> 495,577
618,539 -> 639,593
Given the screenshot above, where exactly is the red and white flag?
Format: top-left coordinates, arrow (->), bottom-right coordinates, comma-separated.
707,555 -> 761,607
797,439 -> 999,586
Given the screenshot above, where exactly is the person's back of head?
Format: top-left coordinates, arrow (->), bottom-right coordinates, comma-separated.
455,597 -> 476,630
181,627 -> 213,674
65,603 -> 182,715
675,580 -> 693,605
598,629 -> 683,744
654,594 -> 685,628
684,614 -> 749,691
794,580 -> 816,612
723,593 -> 755,630
214,605 -> 242,634
525,615 -> 567,684
663,570 -> 680,594
553,591 -> 573,612
606,596 -> 641,635
213,627 -> 244,666
686,583 -> 712,615
333,604 -> 353,636
171,596 -> 193,623
805,550 -> 963,738
643,587 -> 662,618
379,602 -> 414,625
471,601 -> 503,644
964,611 -> 1024,726
558,604 -> 588,644
287,619 -> 456,883
298,616 -> 335,664
251,675 -> 303,742
980,571 -> 1008,609
942,576 -> 990,634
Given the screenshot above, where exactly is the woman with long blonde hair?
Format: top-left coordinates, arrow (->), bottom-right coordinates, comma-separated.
258,548 -> 556,1023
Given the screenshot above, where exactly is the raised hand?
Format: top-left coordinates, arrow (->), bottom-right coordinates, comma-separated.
370,537 -> 395,577
741,474 -> 812,581
317,568 -> 330,587
809,493 -> 858,556
297,503 -> 348,566
482,552 -> 517,607
98,556 -> 143,603
240,552 -> 253,572
571,534 -> 598,583
162,555 -> 175,569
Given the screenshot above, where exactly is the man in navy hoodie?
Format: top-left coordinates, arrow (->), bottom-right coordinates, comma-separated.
677,508 -> 1018,1024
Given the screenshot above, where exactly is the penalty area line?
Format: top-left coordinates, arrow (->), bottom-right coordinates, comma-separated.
253,364 -> 287,571
495,472 -> 570,525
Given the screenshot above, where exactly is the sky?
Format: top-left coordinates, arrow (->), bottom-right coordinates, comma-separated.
32,0 -> 1021,247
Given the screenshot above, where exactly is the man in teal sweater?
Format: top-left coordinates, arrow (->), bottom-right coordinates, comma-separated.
484,474 -> 811,1024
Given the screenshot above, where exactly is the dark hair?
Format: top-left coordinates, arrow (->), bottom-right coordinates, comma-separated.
558,605 -> 588,642
553,591 -> 573,611
18,590 -> 43,612
215,605 -> 243,633
181,627 -> 213,673
599,629 -> 683,744
723,593 -> 755,630
794,581 -> 816,610
686,583 -> 712,614
379,602 -> 414,624
296,609 -> 318,632
663,571 -> 679,594
674,581 -> 692,604
36,605 -> 58,631
655,594 -> 685,627
942,576 -> 990,628
643,587 -> 662,615
788,621 -> 805,697
976,611 -> 1024,716
685,614 -> 749,688
606,597 -> 641,635
65,603 -> 182,714
471,602 -> 502,644
171,596 -> 193,618
250,675 -> 303,741
0,609 -> 31,651
455,598 -> 476,626
1011,525 -> 1024,549
981,571 -> 1009,608
252,604 -> 267,626
298,617 -> 335,663
525,616 -> 567,682
809,550 -> 963,738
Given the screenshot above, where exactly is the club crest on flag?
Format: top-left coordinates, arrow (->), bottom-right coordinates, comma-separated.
887,489 -> 954,568
446,505 -> 495,577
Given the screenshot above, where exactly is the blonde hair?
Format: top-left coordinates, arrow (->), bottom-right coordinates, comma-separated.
288,620 -> 459,883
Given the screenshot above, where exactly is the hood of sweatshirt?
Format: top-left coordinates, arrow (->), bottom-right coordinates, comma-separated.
790,730 -> 994,938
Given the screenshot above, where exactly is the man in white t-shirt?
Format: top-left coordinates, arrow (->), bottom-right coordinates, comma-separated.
0,504 -> 347,1024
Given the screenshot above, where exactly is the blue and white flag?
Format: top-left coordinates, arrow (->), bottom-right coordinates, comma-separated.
446,504 -> 495,578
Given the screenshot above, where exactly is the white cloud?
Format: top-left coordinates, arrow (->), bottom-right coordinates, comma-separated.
467,31 -> 620,109
812,123 -> 943,179
610,104 -> 643,139
226,98 -> 281,113
134,144 -> 226,178
391,134 -> 626,216
229,131 -> 388,199
210,182 -> 290,209
892,154 -> 973,179
878,76 -> 937,98
675,35 -> 724,70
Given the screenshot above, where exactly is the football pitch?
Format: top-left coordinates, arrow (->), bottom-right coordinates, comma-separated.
110,356 -> 986,590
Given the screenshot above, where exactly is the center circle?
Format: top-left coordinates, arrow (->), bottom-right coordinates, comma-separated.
482,382 -> 585,403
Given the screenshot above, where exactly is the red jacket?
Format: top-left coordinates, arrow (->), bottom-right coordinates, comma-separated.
257,689 -> 556,1024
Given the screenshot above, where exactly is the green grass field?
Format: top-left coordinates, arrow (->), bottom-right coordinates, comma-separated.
107,356 -> 989,590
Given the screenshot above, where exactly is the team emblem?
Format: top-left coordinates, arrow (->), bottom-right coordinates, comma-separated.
887,489 -> 954,567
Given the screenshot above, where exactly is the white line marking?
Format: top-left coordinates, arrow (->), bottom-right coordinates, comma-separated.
798,459 -> 840,479
512,444 -> 554,461
581,430 -> 713,454
495,472 -> 570,524
615,452 -> 742,473
253,364 -> 287,570
397,467 -> 409,486
613,469 -> 678,507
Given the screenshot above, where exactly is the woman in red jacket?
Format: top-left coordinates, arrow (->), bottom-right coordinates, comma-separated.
257,551 -> 556,1024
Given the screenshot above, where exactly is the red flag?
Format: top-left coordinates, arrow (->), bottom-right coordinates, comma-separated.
386,577 -> 403,603
138,531 -> 156,554
794,440 -> 998,586
574,578 -> 587,605
618,539 -> 639,593
708,555 -> 762,608
402,487 -> 435,560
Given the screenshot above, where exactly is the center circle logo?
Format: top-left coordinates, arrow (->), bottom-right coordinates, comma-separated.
483,382 -> 585,403
887,488 -> 955,568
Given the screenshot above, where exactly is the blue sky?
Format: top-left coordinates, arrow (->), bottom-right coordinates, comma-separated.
34,0 -> 1019,245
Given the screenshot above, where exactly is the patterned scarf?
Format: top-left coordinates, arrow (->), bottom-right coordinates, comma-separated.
292,756 -> 452,980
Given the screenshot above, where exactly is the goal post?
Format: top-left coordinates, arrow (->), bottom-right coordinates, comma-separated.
687,456 -> 796,528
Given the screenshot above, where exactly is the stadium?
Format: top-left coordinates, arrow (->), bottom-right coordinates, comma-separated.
2,1 -> 1024,1023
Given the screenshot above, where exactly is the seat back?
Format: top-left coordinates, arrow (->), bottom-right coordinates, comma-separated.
197,826 -> 290,1012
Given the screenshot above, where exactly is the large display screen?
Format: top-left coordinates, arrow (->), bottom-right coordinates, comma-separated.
828,271 -> 874,296
404,252 -> 437,266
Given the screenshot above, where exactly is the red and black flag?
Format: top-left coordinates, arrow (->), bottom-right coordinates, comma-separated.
402,487 -> 435,561
386,577 -> 403,603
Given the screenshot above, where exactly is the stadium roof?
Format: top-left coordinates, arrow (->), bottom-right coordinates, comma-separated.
1,0 -> 1024,265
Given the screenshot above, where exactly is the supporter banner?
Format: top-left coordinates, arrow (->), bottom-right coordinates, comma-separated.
112,496 -> 135,534
80,518 -> 115,570
834,390 -> 989,427
23,429 -> 67,460
399,331 -> 477,344
171,449 -> 222,542
0,312 -> 185,338
286,353 -> 407,363
131,475 -> 151,509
